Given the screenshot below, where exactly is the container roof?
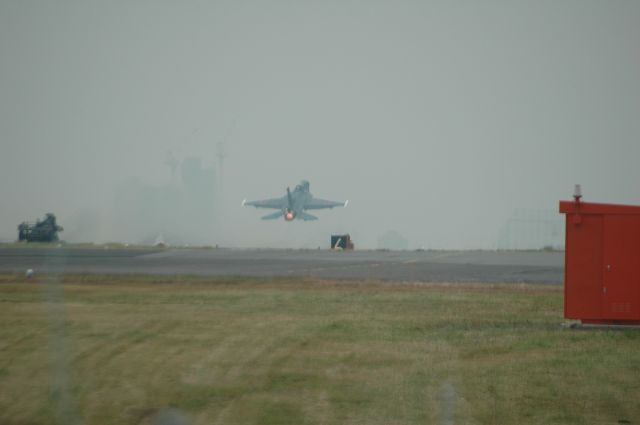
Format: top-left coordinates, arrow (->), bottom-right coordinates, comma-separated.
559,201 -> 640,215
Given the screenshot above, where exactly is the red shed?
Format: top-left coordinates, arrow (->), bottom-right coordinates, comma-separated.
560,194 -> 640,325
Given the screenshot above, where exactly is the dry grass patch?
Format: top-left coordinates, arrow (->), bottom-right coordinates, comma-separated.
0,274 -> 639,424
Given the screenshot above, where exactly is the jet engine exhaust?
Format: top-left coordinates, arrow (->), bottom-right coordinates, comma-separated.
284,211 -> 295,221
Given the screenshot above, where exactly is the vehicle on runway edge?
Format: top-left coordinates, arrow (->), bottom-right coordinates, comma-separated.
242,180 -> 348,221
17,213 -> 63,242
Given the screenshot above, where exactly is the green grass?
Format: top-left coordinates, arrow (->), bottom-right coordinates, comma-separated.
0,274 -> 639,424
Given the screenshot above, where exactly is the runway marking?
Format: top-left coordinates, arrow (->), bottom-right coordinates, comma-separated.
301,262 -> 383,274
430,252 -> 459,260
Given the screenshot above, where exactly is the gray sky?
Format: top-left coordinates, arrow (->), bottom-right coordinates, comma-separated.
1,1 -> 639,248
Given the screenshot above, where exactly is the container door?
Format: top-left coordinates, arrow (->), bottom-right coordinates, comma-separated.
602,215 -> 640,320
564,215 -> 603,320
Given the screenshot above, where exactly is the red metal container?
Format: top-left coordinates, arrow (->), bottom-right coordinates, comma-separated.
560,199 -> 640,325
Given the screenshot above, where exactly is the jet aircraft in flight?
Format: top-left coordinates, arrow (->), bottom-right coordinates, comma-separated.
242,180 -> 348,221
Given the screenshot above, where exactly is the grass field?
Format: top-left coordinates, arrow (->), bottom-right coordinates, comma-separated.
1,274 -> 639,425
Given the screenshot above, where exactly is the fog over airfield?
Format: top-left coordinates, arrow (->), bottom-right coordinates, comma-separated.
1,1 -> 639,249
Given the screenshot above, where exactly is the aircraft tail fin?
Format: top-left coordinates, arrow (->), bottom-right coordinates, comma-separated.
261,211 -> 283,220
297,211 -> 318,221
286,187 -> 293,210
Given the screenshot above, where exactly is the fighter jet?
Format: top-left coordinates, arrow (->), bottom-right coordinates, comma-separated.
243,180 -> 348,221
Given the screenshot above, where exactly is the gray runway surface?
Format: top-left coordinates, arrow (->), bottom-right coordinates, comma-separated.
0,247 -> 564,284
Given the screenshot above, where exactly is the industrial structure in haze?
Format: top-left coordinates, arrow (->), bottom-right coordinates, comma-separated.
497,209 -> 564,250
377,230 -> 409,250
17,213 -> 63,242
112,156 -> 218,245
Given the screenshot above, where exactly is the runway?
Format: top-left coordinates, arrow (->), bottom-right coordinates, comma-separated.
0,247 -> 564,284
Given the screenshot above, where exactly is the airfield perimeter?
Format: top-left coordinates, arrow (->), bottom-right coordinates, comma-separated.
6,248 -> 640,425
0,247 -> 563,283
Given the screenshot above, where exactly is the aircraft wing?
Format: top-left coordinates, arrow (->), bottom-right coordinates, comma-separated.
243,196 -> 286,209
261,211 -> 284,220
304,198 -> 347,210
297,211 -> 318,221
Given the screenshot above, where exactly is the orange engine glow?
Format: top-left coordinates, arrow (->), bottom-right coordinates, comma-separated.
285,211 -> 295,221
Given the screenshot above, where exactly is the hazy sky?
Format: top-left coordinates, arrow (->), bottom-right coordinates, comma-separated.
1,1 -> 639,248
